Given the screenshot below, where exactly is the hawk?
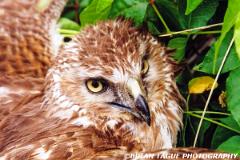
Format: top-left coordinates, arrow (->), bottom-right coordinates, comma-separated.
0,0 -> 235,160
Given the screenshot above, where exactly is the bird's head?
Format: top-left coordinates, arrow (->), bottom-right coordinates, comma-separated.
44,19 -> 182,148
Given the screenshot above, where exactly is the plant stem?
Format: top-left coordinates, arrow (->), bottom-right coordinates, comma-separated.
74,0 -> 80,24
187,112 -> 240,134
180,30 -> 221,35
186,94 -> 190,112
58,29 -> 80,35
182,94 -> 191,147
159,23 -> 222,37
151,3 -> 171,33
193,37 -> 235,147
185,111 -> 230,116
61,34 -> 74,37
196,30 -> 221,34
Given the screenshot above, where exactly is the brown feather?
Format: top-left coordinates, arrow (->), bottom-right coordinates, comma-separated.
0,0 -> 66,77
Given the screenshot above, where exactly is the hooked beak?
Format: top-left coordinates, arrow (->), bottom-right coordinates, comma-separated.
135,95 -> 151,125
108,78 -> 151,126
127,78 -> 151,126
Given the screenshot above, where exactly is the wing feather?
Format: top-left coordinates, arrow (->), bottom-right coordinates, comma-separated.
0,0 -> 66,77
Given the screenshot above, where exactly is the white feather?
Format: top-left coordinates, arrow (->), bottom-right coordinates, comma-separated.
34,147 -> 52,160
49,22 -> 63,57
71,116 -> 94,127
0,87 -> 10,95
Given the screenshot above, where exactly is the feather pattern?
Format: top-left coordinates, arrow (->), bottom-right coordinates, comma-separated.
0,1 -> 231,160
0,19 -> 184,159
0,0 -> 66,77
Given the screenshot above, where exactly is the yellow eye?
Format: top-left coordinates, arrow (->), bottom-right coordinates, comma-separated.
141,60 -> 149,74
86,79 -> 106,93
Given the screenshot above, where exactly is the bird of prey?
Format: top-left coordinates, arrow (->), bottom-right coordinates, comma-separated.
0,0 -> 236,160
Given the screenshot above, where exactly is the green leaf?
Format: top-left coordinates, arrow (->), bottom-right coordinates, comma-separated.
109,0 -> 148,26
213,0 -> 240,73
198,121 -> 210,147
58,18 -> 81,31
217,136 -> 240,154
211,116 -> 240,149
79,0 -> 93,10
227,67 -> 240,126
80,0 -> 113,26
62,11 -> 76,20
168,37 -> 188,62
187,0 -> 218,28
155,0 -> 186,30
147,21 -> 160,35
234,13 -> 240,60
185,0 -> 203,15
194,30 -> 240,74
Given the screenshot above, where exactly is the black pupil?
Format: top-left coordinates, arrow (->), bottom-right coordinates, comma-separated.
92,80 -> 100,88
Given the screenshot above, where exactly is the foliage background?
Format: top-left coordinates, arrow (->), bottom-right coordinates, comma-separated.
59,0 -> 240,153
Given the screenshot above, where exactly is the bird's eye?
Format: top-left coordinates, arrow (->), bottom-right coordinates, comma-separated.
141,59 -> 149,74
86,79 -> 107,93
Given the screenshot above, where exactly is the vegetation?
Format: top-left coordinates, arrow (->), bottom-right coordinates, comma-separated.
60,0 -> 240,153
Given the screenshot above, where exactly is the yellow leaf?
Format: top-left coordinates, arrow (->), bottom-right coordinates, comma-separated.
188,76 -> 218,94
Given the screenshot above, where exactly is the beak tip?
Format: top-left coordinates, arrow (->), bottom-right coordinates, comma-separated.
136,95 -> 151,126
146,117 -> 151,126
